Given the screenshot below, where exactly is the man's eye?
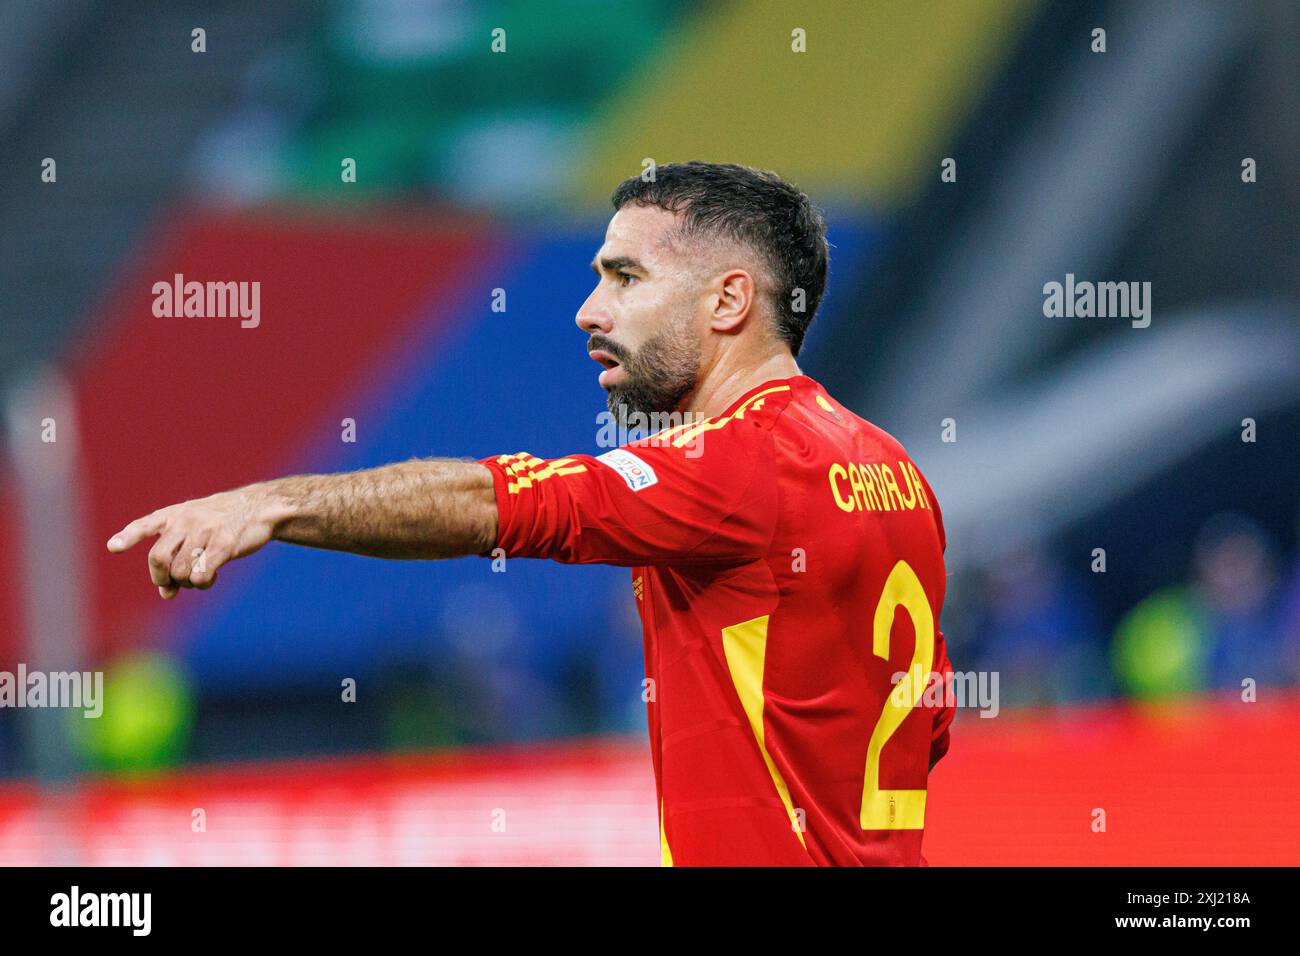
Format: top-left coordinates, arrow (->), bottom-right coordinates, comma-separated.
618,272 -> 637,287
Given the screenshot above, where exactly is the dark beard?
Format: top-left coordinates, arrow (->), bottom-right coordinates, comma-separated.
591,323 -> 699,428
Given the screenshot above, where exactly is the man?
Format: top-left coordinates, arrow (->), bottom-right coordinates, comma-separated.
109,161 -> 956,866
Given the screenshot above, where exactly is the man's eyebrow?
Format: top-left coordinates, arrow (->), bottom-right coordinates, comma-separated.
590,255 -> 646,275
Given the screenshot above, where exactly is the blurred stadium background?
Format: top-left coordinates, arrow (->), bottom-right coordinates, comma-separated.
0,0 -> 1297,864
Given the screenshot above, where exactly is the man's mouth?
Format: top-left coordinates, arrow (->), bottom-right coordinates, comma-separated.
588,349 -> 625,388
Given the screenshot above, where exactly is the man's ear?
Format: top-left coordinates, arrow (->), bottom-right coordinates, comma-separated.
709,269 -> 758,334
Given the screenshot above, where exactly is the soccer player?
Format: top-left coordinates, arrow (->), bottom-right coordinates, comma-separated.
108,162 -> 955,866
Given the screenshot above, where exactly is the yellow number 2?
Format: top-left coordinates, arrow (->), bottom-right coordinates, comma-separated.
860,560 -> 934,830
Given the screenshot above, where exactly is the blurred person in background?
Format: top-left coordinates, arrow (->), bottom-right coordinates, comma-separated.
1193,513 -> 1286,690
1113,512 -> 1289,699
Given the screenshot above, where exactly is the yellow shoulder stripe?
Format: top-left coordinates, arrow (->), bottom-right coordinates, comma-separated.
670,385 -> 791,448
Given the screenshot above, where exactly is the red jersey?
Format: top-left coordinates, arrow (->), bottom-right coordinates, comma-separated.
479,375 -> 955,865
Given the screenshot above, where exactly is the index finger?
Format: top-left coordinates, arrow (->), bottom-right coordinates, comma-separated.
107,512 -> 168,553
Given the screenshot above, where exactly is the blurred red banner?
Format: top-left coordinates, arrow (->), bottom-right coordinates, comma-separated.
1,693 -> 1296,865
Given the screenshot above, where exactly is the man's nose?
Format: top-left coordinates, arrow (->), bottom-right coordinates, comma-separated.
575,289 -> 612,335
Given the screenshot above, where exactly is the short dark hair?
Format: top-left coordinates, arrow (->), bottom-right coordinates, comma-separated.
610,161 -> 829,356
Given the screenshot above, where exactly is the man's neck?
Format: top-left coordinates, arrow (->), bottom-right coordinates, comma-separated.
683,350 -> 802,420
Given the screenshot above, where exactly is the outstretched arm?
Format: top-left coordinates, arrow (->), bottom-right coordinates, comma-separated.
107,458 -> 498,599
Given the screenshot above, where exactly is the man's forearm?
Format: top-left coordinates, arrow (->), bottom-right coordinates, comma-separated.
258,458 -> 499,560
108,456 -> 501,597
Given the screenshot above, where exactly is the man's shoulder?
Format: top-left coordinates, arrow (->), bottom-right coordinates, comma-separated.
776,377 -> 915,459
625,380 -> 796,462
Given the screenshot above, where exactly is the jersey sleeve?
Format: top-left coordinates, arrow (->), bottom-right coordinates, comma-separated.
478,415 -> 779,568
913,466 -> 955,770
928,627 -> 957,769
